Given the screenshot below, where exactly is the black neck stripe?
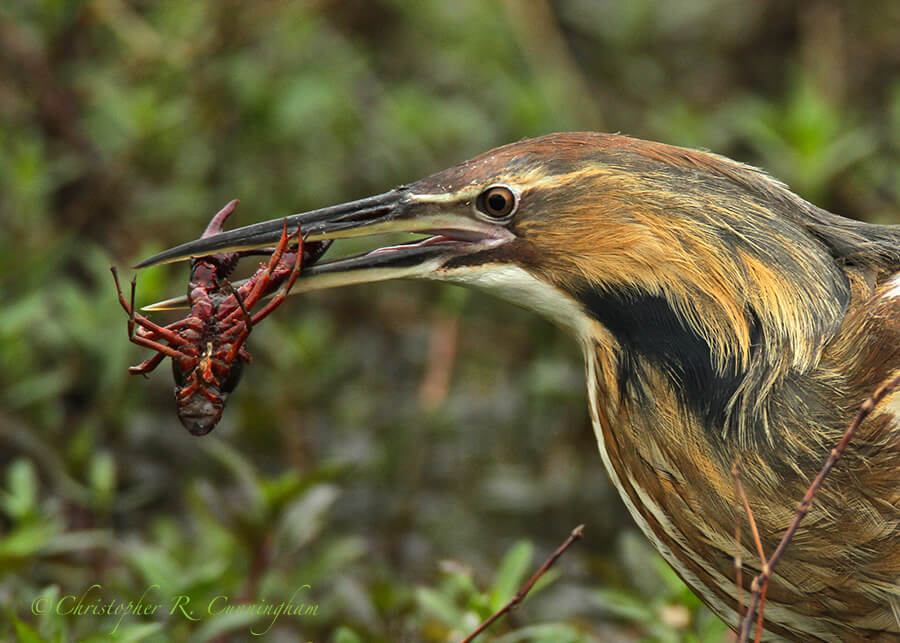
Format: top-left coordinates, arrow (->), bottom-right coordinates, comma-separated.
576,286 -> 758,432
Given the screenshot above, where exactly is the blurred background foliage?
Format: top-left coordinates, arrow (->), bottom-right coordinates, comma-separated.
1,0 -> 899,641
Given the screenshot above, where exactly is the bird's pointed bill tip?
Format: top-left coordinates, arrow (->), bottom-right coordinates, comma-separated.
141,295 -> 190,311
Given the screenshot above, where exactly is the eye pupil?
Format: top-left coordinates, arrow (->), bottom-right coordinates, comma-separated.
476,185 -> 517,220
488,192 -> 507,212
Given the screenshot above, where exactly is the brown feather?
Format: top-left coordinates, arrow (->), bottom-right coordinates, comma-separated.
411,132 -> 900,639
447,133 -> 900,640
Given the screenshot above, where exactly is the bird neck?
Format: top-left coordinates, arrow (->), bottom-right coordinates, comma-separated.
579,263 -> 900,638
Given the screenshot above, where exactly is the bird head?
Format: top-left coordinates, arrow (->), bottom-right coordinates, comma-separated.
137,132 -> 863,443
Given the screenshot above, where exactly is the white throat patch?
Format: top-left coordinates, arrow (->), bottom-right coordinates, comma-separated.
429,263 -> 594,341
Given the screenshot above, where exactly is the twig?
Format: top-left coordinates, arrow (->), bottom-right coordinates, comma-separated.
736,370 -> 900,642
735,470 -> 767,571
419,312 -> 459,410
731,461 -> 744,626
733,463 -> 768,643
238,533 -> 272,603
459,524 -> 585,643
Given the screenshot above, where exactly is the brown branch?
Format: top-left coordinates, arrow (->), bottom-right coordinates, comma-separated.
734,468 -> 767,570
459,524 -> 585,643
237,532 -> 272,604
731,462 -> 745,627
736,370 -> 900,642
418,312 -> 459,410
732,462 -> 768,643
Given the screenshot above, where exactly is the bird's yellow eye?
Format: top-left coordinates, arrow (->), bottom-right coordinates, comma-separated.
476,185 -> 518,220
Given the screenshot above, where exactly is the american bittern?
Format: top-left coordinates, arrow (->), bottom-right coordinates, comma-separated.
138,133 -> 900,641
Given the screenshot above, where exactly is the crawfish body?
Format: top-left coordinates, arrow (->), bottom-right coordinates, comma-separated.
113,200 -> 311,435
171,246 -> 249,435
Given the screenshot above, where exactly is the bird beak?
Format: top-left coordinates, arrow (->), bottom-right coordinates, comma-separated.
135,187 -> 514,310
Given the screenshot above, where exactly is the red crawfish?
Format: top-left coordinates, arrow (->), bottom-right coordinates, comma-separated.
112,200 -> 327,435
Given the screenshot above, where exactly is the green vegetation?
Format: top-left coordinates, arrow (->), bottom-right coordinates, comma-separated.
2,1 -> 899,640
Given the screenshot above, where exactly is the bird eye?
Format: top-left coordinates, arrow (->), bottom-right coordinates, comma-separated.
476,185 -> 518,220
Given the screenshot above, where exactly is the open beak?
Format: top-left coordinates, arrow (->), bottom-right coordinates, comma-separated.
135,187 -> 514,310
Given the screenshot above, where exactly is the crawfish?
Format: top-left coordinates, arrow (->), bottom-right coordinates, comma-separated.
112,200 -> 325,435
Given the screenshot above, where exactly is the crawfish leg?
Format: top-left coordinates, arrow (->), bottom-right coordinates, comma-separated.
132,317 -> 191,342
250,228 -> 303,325
128,351 -> 166,376
224,229 -> 303,363
217,277 -> 254,363
220,278 -> 253,325
216,219 -> 291,328
237,219 -> 293,311
222,302 -> 253,364
129,333 -> 189,360
222,224 -> 302,362
110,267 -> 190,347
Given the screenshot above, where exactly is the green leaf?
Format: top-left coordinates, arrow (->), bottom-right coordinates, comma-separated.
0,520 -> 61,558
489,540 -> 534,612
415,586 -> 462,628
439,560 -> 479,599
12,614 -> 46,643
89,451 -> 117,510
2,459 -> 39,519
695,610 -> 731,643
126,546 -> 181,595
117,623 -> 166,642
80,622 -> 164,643
591,588 -> 655,622
200,439 -> 265,520
275,484 -> 340,554
493,622 -> 584,643
188,611 -> 265,643
332,626 -> 365,643
41,529 -> 114,555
